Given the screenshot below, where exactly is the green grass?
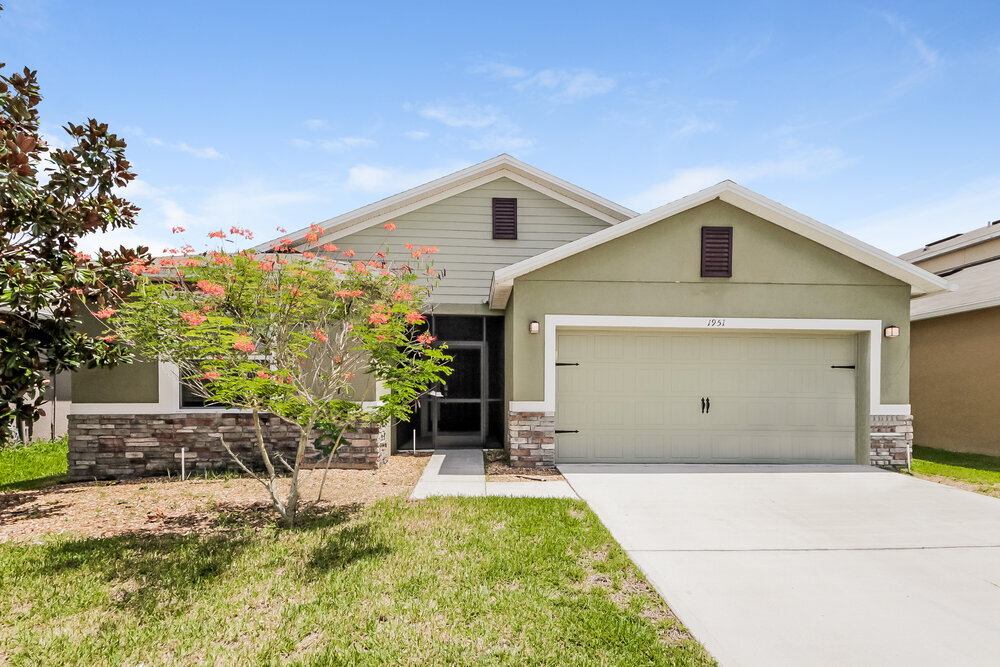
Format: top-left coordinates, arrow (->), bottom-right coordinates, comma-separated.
911,445 -> 1000,496
0,437 -> 69,491
0,497 -> 712,666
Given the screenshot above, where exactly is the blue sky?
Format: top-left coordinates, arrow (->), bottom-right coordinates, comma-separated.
3,0 -> 999,256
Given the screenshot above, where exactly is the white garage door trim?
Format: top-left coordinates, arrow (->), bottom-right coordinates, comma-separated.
509,315 -> 907,416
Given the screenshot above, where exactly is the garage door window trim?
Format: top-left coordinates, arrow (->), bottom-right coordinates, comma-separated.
509,314 -> 907,416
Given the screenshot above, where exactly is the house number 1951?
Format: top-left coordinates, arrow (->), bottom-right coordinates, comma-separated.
706,318 -> 726,327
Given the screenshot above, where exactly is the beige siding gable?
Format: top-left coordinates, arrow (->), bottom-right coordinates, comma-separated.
326,177 -> 611,306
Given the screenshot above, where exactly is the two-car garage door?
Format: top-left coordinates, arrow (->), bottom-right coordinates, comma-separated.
555,330 -> 858,464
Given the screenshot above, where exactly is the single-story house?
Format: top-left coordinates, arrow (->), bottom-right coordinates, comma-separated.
903,223 -> 1000,456
67,155 -> 948,478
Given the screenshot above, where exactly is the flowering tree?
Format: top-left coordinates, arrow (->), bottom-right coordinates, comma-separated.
106,226 -> 450,526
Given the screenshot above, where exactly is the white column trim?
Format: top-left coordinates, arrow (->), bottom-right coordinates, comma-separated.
508,315 -> 909,416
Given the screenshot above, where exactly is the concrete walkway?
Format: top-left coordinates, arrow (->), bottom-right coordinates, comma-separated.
409,449 -> 578,500
561,464 -> 1000,667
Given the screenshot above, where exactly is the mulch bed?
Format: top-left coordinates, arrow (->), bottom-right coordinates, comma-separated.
0,456 -> 428,543
484,450 -> 565,482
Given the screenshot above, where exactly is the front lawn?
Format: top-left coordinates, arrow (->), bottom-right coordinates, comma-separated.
911,445 -> 1000,498
0,496 -> 711,665
0,438 -> 68,491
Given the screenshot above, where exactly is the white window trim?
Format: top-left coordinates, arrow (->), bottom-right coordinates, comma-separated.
508,315 -> 909,416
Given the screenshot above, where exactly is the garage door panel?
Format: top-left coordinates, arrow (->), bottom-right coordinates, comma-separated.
555,330 -> 858,464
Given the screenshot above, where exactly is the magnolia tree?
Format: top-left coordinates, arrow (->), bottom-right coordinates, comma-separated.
106,226 -> 451,526
0,62 -> 147,442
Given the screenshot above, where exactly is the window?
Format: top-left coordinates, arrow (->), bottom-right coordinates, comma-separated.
701,226 -> 733,278
492,197 -> 517,239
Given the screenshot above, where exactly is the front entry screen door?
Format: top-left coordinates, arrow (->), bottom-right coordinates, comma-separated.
432,342 -> 485,446
398,315 -> 504,450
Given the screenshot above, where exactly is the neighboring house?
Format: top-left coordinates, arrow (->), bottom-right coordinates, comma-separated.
903,223 -> 1000,456
67,155 -> 948,478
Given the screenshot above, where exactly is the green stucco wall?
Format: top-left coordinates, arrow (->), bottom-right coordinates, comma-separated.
506,199 -> 912,404
71,306 -> 160,404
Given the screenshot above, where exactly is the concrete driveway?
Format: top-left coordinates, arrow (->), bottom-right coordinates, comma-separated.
559,464 -> 1000,666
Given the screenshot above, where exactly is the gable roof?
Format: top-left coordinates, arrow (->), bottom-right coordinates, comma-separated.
911,257 -> 1000,320
900,220 -> 1000,265
254,154 -> 637,251
490,180 -> 951,309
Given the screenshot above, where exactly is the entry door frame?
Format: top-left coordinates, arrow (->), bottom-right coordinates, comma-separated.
510,315 -> 906,417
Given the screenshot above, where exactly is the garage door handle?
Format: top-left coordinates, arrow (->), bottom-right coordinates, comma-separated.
555,429 -> 579,434
831,365 -> 856,369
701,398 -> 706,413
706,397 -> 710,414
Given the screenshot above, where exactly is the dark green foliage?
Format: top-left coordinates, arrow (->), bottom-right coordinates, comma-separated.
0,63 -> 148,438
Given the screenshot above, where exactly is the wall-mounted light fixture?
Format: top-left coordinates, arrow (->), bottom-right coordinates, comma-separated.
884,325 -> 900,338
528,320 -> 540,334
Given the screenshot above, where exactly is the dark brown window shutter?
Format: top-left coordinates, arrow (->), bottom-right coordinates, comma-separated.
701,226 -> 733,277
492,197 -> 517,239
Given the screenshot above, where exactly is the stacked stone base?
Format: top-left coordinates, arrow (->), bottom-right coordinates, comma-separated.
869,414 -> 913,469
508,411 -> 555,468
68,413 -> 387,480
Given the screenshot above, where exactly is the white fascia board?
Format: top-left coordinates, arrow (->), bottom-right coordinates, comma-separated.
490,181 -> 952,309
508,314 -> 908,417
714,185 -> 951,297
254,154 -> 636,251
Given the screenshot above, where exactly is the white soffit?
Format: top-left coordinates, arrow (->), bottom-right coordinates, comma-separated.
490,181 -> 952,309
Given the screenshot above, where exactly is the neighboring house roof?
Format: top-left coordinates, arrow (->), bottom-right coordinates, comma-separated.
254,154 -> 637,251
911,257 -> 1000,320
490,180 -> 951,309
900,220 -> 1000,264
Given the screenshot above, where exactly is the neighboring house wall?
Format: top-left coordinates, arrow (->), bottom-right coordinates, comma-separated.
911,306 -> 1000,456
506,200 -> 911,404
326,177 -> 611,309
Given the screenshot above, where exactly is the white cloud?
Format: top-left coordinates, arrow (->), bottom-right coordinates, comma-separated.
843,177 -> 1000,254
879,12 -> 940,68
418,103 -> 499,128
291,136 -> 376,151
514,69 -> 617,102
404,130 -> 430,140
627,167 -> 731,211
473,63 -> 617,102
319,137 -> 376,151
343,163 -> 469,194
99,176 -> 331,255
147,137 -> 223,159
303,119 -> 327,129
673,117 -> 719,137
176,142 -> 223,159
626,147 -> 856,211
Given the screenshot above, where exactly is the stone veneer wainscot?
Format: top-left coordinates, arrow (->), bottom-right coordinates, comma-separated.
508,411 -> 555,468
68,413 -> 387,480
869,414 -> 913,469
